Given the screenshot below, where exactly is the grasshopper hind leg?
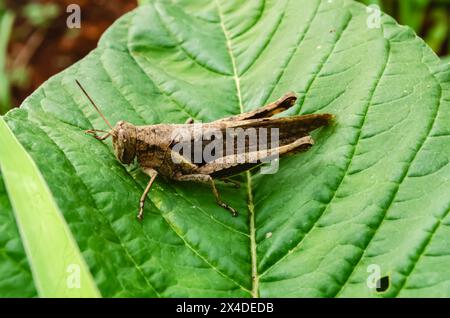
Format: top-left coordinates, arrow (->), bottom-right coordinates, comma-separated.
175,174 -> 238,217
138,168 -> 158,221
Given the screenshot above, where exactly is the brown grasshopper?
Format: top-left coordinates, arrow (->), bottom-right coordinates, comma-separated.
76,80 -> 333,220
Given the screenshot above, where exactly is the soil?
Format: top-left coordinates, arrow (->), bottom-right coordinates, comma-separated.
6,0 -> 137,108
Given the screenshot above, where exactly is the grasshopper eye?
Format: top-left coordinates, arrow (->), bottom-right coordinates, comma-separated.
112,123 -> 137,165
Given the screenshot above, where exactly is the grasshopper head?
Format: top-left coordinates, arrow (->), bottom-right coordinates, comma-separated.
112,121 -> 137,165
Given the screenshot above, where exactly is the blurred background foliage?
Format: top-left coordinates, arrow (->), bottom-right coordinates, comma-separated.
359,0 -> 449,56
0,0 -> 448,114
0,0 -> 137,114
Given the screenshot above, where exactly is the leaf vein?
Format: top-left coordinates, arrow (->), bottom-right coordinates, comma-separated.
335,46 -> 444,298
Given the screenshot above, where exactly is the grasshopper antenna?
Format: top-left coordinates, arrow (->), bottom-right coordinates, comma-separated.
75,79 -> 114,130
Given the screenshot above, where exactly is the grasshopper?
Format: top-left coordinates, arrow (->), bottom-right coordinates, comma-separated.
76,80 -> 333,220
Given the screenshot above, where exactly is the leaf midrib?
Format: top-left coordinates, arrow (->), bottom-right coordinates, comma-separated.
215,0 -> 259,298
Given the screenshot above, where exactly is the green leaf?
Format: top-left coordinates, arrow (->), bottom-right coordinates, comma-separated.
0,117 -> 100,297
423,8 -> 449,54
3,0 -> 450,297
0,9 -> 14,114
397,0 -> 431,33
0,172 -> 36,297
443,55 -> 450,65
21,3 -> 60,28
356,0 -> 381,7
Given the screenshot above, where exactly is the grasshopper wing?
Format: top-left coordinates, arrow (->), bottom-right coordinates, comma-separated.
214,92 -> 297,122
223,113 -> 334,148
195,113 -> 333,177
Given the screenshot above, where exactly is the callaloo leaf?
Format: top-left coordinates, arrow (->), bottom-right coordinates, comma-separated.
2,0 -> 450,297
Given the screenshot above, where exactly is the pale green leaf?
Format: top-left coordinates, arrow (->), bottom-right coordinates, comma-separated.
0,172 -> 36,297
0,117 -> 100,297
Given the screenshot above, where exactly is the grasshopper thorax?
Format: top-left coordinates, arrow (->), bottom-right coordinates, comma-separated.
112,121 -> 137,165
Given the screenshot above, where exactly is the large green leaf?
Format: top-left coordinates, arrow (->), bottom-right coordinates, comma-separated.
2,0 -> 450,297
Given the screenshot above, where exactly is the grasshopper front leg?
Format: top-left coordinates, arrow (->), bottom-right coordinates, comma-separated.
138,168 -> 158,221
175,174 -> 238,217
85,129 -> 112,141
